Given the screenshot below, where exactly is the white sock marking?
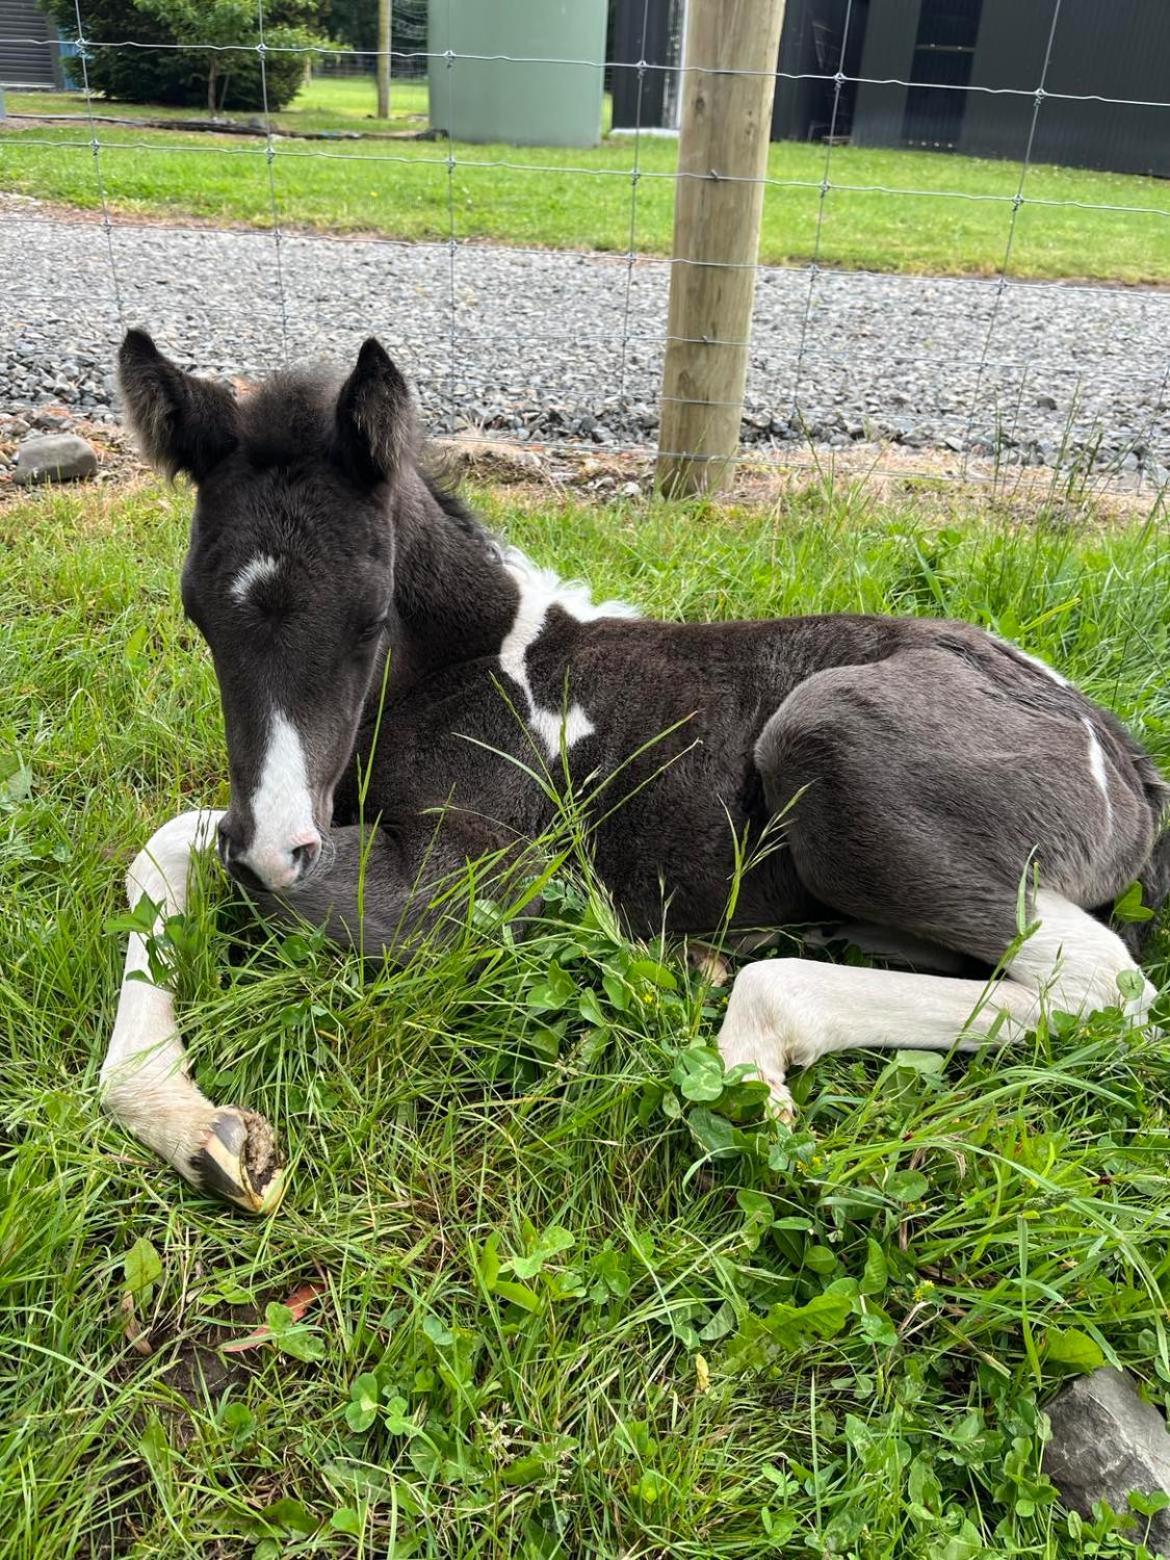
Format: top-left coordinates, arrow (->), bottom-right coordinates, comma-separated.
230,553 -> 280,605
717,890 -> 1155,1116
101,809 -> 226,1167
1009,888 -> 1153,1022
499,547 -> 637,757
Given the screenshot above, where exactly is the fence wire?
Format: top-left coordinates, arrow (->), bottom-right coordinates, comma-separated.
1,4 -> 1168,496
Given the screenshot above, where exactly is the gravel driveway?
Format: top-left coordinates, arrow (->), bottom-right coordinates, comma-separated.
2,201 -> 1168,480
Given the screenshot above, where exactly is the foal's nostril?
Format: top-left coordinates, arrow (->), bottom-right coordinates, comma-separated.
290,839 -> 321,877
217,816 -> 243,865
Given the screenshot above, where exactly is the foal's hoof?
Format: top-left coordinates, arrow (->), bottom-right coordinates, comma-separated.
191,1107 -> 285,1214
764,1084 -> 798,1128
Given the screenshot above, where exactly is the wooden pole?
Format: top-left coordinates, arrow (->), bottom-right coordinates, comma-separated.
656,0 -> 787,497
376,0 -> 392,120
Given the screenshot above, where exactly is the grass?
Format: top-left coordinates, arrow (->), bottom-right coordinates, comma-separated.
3,77 -> 1169,281
4,76 -> 434,136
3,471 -> 1170,1556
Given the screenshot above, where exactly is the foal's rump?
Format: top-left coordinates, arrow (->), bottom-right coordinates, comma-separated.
756,630 -> 1165,942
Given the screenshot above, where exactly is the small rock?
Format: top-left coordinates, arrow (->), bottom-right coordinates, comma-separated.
425,437 -> 541,484
13,433 -> 99,486
32,407 -> 73,432
1043,1368 -> 1170,1555
620,481 -> 640,498
1035,393 -> 1059,411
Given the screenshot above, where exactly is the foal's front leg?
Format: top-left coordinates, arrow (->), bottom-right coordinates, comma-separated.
101,810 -> 285,1213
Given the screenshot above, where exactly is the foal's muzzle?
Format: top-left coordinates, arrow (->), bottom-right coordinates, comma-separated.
218,817 -> 322,893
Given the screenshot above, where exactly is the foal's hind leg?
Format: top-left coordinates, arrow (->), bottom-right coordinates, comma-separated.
101,810 -> 285,1213
718,657 -> 1159,1113
717,959 -> 1039,1119
717,894 -> 1155,1118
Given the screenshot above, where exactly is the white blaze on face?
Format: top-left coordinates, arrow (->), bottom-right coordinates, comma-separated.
238,710 -> 320,889
230,553 -> 280,605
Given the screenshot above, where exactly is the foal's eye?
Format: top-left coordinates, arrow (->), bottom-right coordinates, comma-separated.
356,616 -> 388,644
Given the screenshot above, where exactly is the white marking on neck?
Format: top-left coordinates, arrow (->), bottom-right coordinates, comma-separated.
230,553 -> 280,605
239,710 -> 318,888
498,547 -> 638,757
999,637 -> 1069,687
1083,717 -> 1114,825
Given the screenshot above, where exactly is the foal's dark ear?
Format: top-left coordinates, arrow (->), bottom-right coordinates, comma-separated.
117,329 -> 238,482
334,337 -> 415,487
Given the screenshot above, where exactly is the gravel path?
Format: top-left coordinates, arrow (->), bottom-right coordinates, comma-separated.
2,202 -> 1169,479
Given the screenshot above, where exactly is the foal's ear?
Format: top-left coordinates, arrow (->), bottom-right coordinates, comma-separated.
334,337 -> 415,487
117,329 -> 238,482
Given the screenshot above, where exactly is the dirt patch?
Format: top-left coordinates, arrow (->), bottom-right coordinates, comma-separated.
4,420 -> 1163,528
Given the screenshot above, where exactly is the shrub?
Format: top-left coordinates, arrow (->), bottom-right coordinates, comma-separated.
43,0 -> 330,112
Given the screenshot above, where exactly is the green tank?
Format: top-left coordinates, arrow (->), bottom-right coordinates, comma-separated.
428,0 -> 607,148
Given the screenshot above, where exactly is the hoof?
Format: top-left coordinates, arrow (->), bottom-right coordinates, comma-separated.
763,1082 -> 798,1127
689,945 -> 732,987
191,1108 -> 285,1214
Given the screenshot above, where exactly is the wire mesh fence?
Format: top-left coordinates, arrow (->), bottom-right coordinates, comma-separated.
1,0 -> 1168,496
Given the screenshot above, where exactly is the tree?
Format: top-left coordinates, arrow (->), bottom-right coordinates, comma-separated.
43,0 -> 330,111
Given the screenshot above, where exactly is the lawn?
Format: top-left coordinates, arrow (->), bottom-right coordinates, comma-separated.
4,75 -> 435,136
3,471 -> 1170,1556
2,77 -> 1169,282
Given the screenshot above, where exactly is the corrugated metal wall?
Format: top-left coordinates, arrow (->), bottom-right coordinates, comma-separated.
963,0 -> 1170,177
616,0 -> 1167,170
852,0 -> 1170,177
0,0 -> 60,88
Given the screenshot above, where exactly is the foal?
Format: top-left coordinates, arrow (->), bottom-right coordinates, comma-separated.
103,330 -> 1168,1212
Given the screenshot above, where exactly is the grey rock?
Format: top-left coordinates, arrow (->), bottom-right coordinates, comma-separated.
12,433 -> 98,485
1043,1368 -> 1170,1554
32,410 -> 73,432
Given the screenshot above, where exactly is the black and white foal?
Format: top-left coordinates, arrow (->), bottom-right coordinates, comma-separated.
104,330 -> 1168,1212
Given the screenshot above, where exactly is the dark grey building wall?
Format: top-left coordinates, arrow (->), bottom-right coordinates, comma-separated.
611,0 -> 1169,176
0,0 -> 60,87
849,0 -> 918,148
772,0 -> 858,143
851,0 -> 1170,176
1033,0 -> 1169,177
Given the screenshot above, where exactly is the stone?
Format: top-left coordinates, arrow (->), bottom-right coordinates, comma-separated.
12,433 -> 99,486
424,437 -> 541,484
1043,1368 -> 1170,1555
1035,393 -> 1059,411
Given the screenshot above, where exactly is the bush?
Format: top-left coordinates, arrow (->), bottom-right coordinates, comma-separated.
43,0 -> 330,112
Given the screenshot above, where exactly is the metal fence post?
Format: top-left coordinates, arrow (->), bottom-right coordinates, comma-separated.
656,0 -> 787,497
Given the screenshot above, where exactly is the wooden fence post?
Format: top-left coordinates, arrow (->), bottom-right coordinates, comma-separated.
656,0 -> 787,497
377,0 -> 392,119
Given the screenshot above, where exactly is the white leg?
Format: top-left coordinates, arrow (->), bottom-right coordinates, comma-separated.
1007,890 -> 1156,1022
101,809 -> 285,1213
718,892 -> 1155,1115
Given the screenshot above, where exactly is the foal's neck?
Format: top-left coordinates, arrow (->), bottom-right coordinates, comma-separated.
384,471 -> 516,694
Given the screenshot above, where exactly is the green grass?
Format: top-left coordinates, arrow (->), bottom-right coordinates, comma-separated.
5,76 -> 433,135
3,79 -> 1168,281
3,475 -> 1170,1556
